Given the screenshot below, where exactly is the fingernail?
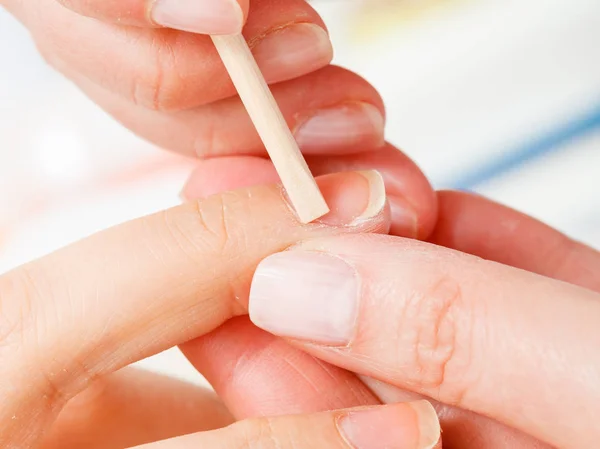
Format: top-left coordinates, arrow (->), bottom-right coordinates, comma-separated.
338,401 -> 441,449
252,23 -> 333,83
249,250 -> 358,345
151,0 -> 243,35
311,170 -> 387,227
294,103 -> 385,152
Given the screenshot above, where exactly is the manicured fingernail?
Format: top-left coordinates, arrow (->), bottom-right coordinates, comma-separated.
338,401 -> 441,449
252,23 -> 333,83
311,170 -> 387,227
151,0 -> 243,35
249,250 -> 358,345
294,103 -> 385,152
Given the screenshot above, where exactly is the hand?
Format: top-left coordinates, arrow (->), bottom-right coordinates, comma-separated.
0,171 -> 408,448
242,189 -> 600,449
179,160 -> 597,449
2,0 -> 385,159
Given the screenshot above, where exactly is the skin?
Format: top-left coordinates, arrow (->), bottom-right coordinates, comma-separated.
186,162 -> 600,449
182,160 -> 599,449
0,157 -> 595,448
1,0 -> 597,446
3,0 -> 385,156
1,170 -> 446,448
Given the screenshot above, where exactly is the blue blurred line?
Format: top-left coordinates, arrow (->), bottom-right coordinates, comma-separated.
449,102 -> 600,191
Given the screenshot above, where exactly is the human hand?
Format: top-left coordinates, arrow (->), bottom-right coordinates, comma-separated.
1,0 -> 385,159
243,189 -> 600,449
177,156 -> 598,449
1,169 -> 431,448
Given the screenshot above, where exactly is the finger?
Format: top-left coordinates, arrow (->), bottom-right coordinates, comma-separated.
186,321 -> 548,449
181,145 -> 436,239
306,147 -> 436,239
181,317 -> 380,418
68,66 -> 385,157
41,367 -> 233,449
248,234 -> 600,448
54,0 -> 248,33
24,0 -> 333,111
133,401 -> 441,449
186,319 -> 549,449
0,171 -> 389,447
182,180 -> 539,449
186,318 -> 549,449
430,190 -> 600,291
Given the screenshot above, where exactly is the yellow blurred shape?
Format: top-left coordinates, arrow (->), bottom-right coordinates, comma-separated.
349,0 -> 471,40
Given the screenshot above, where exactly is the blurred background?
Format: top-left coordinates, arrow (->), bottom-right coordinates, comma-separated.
1,0 -> 599,380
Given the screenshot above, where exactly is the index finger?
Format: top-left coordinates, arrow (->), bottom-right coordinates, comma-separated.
0,171 -> 389,448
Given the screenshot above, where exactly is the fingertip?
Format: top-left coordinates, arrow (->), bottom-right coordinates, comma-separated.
314,170 -> 388,230
306,144 -> 438,240
150,0 -> 246,35
409,400 -> 442,449
338,401 -> 441,449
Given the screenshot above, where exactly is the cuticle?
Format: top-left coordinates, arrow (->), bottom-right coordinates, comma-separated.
145,0 -> 161,27
335,412 -> 357,449
247,20 -> 324,49
291,101 -> 381,135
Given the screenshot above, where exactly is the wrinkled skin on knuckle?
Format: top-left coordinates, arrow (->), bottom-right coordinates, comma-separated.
162,191 -> 252,263
233,416 -> 327,449
0,264 -> 88,403
130,33 -> 190,111
0,264 -> 64,381
0,267 -> 69,446
0,270 -> 32,355
229,418 -> 283,449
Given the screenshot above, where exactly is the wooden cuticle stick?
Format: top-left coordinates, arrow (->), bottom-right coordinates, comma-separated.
211,33 -> 330,224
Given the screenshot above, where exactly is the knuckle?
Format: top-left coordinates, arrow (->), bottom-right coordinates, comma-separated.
235,416 -> 316,449
399,273 -> 478,405
0,264 -> 91,406
130,36 -> 183,111
191,113 -> 220,159
0,269 -> 35,355
163,191 -> 248,259
231,417 -> 283,449
58,374 -> 112,418
0,266 -> 65,413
